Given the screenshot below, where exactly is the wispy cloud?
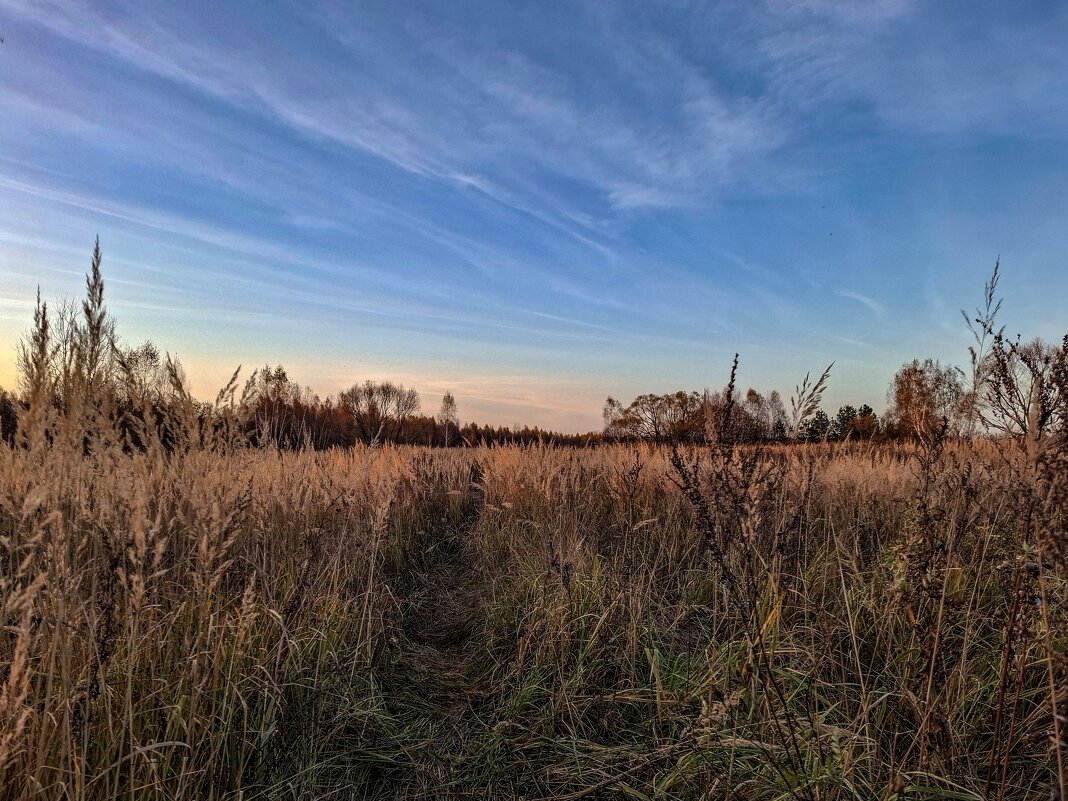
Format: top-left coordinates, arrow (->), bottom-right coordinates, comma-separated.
753,0 -> 1068,136
834,289 -> 885,319
2,0 -> 789,213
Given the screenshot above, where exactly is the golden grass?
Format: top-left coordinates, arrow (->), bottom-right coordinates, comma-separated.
2,432 -> 1064,799
1,253 -> 1064,799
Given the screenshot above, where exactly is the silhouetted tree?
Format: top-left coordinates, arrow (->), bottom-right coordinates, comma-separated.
240,365 -> 323,448
767,390 -> 789,441
0,388 -> 17,444
735,388 -> 789,442
851,403 -> 879,439
824,405 -> 854,440
340,380 -> 420,445
800,409 -> 831,442
603,391 -> 704,443
439,391 -> 458,446
117,341 -> 168,406
975,338 -> 1065,438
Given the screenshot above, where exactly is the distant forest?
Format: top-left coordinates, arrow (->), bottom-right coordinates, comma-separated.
3,241 -> 1062,450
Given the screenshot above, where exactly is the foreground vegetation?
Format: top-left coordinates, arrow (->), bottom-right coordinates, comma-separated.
1,248 -> 1065,799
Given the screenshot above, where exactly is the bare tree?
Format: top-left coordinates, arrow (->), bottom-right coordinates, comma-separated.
116,341 -> 168,407
603,391 -> 704,443
977,338 -> 1064,438
340,380 -> 419,445
962,261 -> 1066,439
439,391 -> 458,446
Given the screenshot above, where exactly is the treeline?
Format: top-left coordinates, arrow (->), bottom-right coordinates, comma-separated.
1,241 -> 601,450
602,337 -> 1065,445
600,264 -> 1065,448
602,384 -> 884,444
225,367 -> 598,448
4,332 -> 596,451
6,242 -> 1065,451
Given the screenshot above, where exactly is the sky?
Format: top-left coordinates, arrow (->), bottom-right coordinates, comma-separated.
1,0 -> 1066,432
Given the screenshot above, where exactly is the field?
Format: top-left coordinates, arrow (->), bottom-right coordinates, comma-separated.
2,426 -> 1065,799
6,6 -> 1068,799
0,257 -> 1065,800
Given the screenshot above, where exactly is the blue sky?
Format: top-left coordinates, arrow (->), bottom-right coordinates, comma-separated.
1,0 -> 1066,431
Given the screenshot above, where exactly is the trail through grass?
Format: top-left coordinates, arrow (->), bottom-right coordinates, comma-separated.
365,467 -> 506,798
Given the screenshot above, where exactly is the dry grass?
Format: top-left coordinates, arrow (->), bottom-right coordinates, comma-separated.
3,431 -> 1064,799
1,253 -> 1065,799
0,430 -> 478,798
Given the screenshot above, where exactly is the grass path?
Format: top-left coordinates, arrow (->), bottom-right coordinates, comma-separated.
364,466 -> 670,800
370,466 -> 505,798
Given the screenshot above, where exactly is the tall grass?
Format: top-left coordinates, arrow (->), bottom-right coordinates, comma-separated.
458,443 -> 1062,799
1,250 -> 1064,799
0,428 -> 477,796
